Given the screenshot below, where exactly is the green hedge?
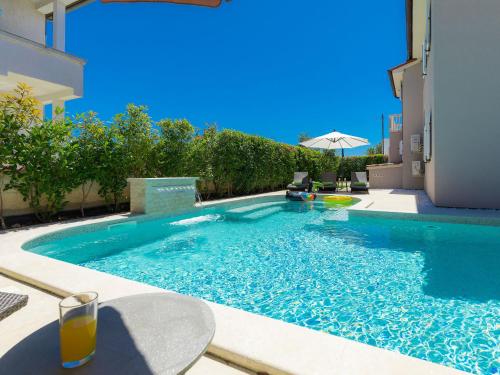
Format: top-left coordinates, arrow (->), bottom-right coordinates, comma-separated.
1,86 -> 382,223
337,155 -> 387,180
187,129 -> 338,197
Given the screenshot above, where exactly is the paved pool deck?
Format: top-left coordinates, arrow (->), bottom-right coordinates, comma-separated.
345,189 -> 500,225
0,275 -> 249,375
1,189 -> 491,374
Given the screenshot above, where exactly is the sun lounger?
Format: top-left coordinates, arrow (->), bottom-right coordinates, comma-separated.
0,292 -> 28,321
287,172 -> 310,192
319,172 -> 337,192
350,171 -> 369,193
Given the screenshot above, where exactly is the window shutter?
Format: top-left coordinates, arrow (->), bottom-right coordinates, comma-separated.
424,111 -> 432,162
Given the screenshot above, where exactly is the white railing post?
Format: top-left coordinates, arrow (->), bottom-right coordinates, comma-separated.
389,114 -> 402,132
53,0 -> 66,52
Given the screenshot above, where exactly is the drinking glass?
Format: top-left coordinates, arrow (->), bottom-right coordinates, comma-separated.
59,292 -> 98,368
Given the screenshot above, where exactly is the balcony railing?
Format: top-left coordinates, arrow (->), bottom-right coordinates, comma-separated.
389,114 -> 402,132
0,29 -> 85,65
0,29 -> 85,99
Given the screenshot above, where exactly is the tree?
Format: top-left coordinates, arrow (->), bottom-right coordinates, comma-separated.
114,104 -> 157,178
367,142 -> 383,155
88,104 -> 158,212
156,119 -> 195,177
6,116 -> 79,222
188,124 -> 217,198
0,84 -> 42,228
298,132 -> 311,143
72,105 -> 160,214
72,112 -> 102,216
95,121 -> 129,212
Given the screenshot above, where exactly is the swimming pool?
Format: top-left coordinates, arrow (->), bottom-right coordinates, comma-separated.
25,197 -> 500,374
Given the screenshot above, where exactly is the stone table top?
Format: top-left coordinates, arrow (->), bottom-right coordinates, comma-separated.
1,292 -> 216,375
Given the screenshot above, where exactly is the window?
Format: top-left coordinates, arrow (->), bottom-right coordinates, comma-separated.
424,111 -> 432,162
422,0 -> 432,76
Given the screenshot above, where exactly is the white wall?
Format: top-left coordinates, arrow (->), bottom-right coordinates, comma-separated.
402,62 -> 424,189
429,0 -> 500,208
0,32 -> 84,99
0,0 -> 45,44
367,164 -> 403,189
388,131 -> 402,164
423,29 -> 435,203
1,175 -> 127,217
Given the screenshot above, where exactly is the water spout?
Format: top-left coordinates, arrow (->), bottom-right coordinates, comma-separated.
195,189 -> 203,207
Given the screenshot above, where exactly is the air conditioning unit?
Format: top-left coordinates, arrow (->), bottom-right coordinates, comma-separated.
411,134 -> 422,153
412,161 -> 424,176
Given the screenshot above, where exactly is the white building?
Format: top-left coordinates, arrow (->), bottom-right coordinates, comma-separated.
0,0 -> 92,117
369,0 -> 500,209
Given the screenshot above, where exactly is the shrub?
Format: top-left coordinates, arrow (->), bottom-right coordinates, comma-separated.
0,88 -> 349,220
73,112 -> 107,216
187,129 -> 338,198
114,104 -> 157,178
77,106 -> 158,212
0,84 -> 41,228
74,112 -> 131,212
94,123 -> 129,211
6,117 -> 79,222
156,119 -> 194,177
337,154 -> 387,180
187,125 -> 218,197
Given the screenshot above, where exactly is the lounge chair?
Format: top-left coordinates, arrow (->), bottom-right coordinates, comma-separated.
350,171 -> 369,193
287,172 -> 310,192
318,172 -> 337,192
0,292 -> 28,321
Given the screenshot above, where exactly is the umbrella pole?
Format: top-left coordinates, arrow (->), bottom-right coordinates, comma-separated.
341,148 -> 345,191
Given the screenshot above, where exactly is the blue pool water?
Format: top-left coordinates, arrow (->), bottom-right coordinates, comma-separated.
25,197 -> 500,374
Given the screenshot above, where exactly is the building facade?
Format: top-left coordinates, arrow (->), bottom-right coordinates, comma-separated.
369,0 -> 500,209
0,0 -> 91,117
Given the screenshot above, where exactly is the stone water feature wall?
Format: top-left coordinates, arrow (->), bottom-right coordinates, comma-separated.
128,177 -> 198,215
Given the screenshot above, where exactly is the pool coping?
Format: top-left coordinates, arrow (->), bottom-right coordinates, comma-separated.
0,190 -> 469,375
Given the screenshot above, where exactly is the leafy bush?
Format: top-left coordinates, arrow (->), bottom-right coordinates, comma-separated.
6,118 -> 79,222
75,106 -> 158,212
188,129 -> 338,197
156,119 -> 194,177
337,154 -> 387,180
0,84 -> 41,227
90,119 -> 130,211
4,85 -> 378,220
114,104 -> 157,178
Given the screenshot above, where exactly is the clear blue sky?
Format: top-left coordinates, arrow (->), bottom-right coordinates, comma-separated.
62,0 -> 405,155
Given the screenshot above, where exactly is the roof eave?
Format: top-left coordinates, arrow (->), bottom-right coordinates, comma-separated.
100,0 -> 223,7
387,58 -> 419,99
45,0 -> 95,20
388,69 -> 399,98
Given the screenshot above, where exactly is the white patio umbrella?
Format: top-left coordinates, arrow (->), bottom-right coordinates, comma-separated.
300,130 -> 369,157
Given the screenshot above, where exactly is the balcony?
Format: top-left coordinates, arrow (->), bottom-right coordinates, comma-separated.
0,29 -> 85,104
389,114 -> 402,132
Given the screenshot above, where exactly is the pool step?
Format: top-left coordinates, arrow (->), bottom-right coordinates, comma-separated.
170,214 -> 221,226
226,201 -> 285,215
322,210 -> 349,222
107,221 -> 138,231
240,206 -> 283,220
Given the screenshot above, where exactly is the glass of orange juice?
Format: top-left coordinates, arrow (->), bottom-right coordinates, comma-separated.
59,292 -> 98,368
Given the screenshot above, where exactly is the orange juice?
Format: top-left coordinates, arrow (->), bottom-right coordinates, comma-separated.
60,314 -> 97,365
